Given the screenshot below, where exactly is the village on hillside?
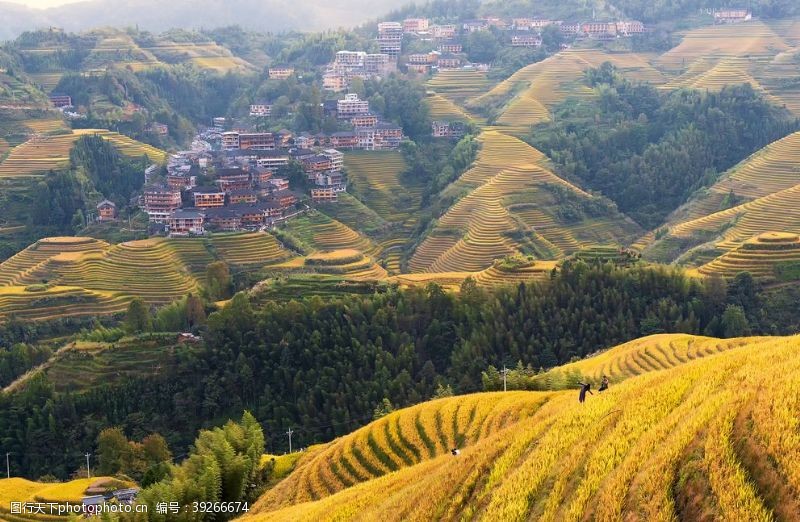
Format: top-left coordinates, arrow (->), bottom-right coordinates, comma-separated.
34,7 -> 759,239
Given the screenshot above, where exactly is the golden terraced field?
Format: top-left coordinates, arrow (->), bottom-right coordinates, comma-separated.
0,130 -> 166,178
471,50 -> 666,135
694,232 -> 800,281
248,333 -> 800,521
409,131 -> 639,273
0,234 -> 292,321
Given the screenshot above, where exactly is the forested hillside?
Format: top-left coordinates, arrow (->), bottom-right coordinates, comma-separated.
3,261 -> 792,479
530,67 -> 797,228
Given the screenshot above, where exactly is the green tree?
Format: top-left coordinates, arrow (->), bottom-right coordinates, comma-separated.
125,297 -> 152,333
205,262 -> 232,301
721,305 -> 751,338
97,427 -> 129,475
185,294 -> 206,328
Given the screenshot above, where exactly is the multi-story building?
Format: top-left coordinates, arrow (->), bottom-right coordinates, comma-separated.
350,113 -> 379,128
357,123 -> 403,150
337,93 -> 370,119
330,132 -> 359,149
302,155 -> 333,179
221,132 -> 240,150
96,200 -> 117,221
560,21 -> 582,34
335,50 -> 367,67
615,20 -> 645,34
255,151 -> 290,170
378,22 -> 403,59
239,133 -> 275,150
323,72 -> 349,92
431,24 -> 457,39
311,187 -> 338,203
437,56 -> 462,69
462,20 -> 488,32
249,103 -> 272,117
216,168 -> 252,192
268,66 -> 295,80
432,120 -> 466,139
322,149 -> 343,171
403,18 -> 430,33
167,209 -> 205,235
204,208 -> 241,231
49,94 -> 72,108
438,42 -> 462,53
229,189 -> 258,205
268,178 -> 290,192
143,186 -> 182,223
252,167 -> 274,185
268,189 -> 298,208
365,53 -> 395,75
167,173 -> 196,190
714,9 -> 752,23
511,35 -> 543,47
407,64 -> 431,74
192,187 -> 226,208
582,22 -> 617,37
408,52 -> 438,64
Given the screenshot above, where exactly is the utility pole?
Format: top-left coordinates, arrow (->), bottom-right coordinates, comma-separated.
286,428 -> 294,453
5,452 -> 9,479
85,453 -> 91,479
502,366 -> 509,392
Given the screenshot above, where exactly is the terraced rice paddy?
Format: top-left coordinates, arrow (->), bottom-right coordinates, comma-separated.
547,333 -> 763,383
272,249 -> 388,281
0,233 -> 292,322
0,133 -> 80,177
22,118 -> 68,134
472,50 -> 666,135
27,72 -> 64,93
41,335 -> 184,393
410,131 -> 637,273
143,42 -> 255,72
280,212 -> 376,254
426,70 -> 493,103
669,131 -> 800,223
210,232 -> 292,266
342,151 -> 421,271
254,391 -> 552,510
655,21 -> 800,116
694,232 -> 800,281
472,260 -> 557,286
659,182 -> 800,255
426,92 -> 474,122
250,333 -> 800,521
0,130 -> 166,178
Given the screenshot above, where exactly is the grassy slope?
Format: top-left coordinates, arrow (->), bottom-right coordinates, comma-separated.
248,333 -> 800,521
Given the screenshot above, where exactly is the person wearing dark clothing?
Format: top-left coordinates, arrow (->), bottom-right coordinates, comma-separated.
599,376 -> 609,392
578,382 -> 593,403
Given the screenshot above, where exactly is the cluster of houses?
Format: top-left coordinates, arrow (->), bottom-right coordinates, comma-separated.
245,93 -> 404,153
712,9 -> 752,24
141,143 -> 301,236
323,50 -> 397,92
132,106 -> 404,234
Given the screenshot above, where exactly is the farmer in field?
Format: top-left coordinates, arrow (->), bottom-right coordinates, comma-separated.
598,375 -> 609,392
578,382 -> 593,403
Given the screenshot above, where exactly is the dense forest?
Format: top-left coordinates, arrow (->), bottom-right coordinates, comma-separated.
31,135 -> 148,234
1,261 -> 791,479
530,64 -> 798,228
